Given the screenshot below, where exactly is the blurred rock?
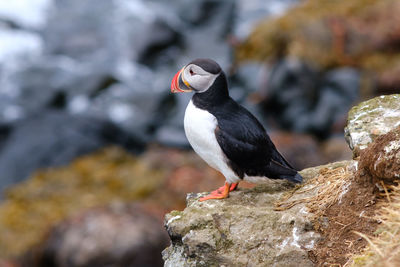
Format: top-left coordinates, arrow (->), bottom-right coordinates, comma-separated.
230,63 -> 268,95
32,204 -> 168,267
262,59 -> 359,138
345,94 -> 400,158
0,56 -> 114,122
177,0 -> 229,26
84,80 -> 168,141
0,146 -> 164,259
136,20 -> 182,67
0,111 -> 144,193
359,126 -> 400,183
43,0 -> 115,62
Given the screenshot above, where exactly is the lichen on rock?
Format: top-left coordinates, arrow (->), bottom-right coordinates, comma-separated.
344,94 -> 400,157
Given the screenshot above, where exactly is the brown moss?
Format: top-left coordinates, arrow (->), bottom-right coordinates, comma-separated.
350,184 -> 400,266
359,126 -> 400,182
309,167 -> 380,266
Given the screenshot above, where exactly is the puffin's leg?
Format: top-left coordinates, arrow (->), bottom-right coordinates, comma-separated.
229,182 -> 239,191
209,182 -> 239,195
199,182 -> 232,201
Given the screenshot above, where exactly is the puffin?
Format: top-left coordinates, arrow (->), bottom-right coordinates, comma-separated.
171,58 -> 302,201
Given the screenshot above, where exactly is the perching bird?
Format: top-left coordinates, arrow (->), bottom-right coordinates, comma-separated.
171,58 -> 302,201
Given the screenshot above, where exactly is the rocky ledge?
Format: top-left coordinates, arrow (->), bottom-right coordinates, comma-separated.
162,164 -> 344,267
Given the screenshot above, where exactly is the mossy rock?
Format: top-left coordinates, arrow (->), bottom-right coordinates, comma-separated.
345,94 -> 400,157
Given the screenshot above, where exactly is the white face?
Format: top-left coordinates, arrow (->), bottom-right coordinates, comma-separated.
182,64 -> 219,93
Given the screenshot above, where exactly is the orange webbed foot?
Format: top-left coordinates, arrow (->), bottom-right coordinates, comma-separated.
199,182 -> 238,201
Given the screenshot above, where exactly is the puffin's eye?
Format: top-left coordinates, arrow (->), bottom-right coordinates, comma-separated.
189,69 -> 194,76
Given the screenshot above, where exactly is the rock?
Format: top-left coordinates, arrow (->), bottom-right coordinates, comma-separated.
84,80 -> 168,141
359,126 -> 400,182
163,171 -> 321,267
345,94 -> 400,157
0,111 -> 144,193
136,20 -> 182,67
32,204 -> 169,267
43,0 -> 115,61
0,56 -> 114,122
231,63 -> 268,95
176,0 -> 229,26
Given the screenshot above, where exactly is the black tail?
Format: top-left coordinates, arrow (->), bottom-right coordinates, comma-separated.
280,172 -> 303,183
265,159 -> 303,183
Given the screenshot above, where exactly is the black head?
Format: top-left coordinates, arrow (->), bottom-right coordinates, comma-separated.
188,58 -> 221,75
171,58 -> 228,99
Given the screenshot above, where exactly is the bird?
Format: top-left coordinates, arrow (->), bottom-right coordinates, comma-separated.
171,58 -> 302,201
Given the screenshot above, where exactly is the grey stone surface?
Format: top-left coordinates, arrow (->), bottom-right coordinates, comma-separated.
344,94 -> 400,157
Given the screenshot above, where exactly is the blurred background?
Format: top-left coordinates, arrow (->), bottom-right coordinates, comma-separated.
0,0 -> 398,266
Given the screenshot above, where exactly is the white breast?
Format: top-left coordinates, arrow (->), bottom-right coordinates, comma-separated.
184,100 -> 239,183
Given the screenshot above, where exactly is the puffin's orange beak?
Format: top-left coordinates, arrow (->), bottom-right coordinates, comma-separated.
171,68 -> 192,93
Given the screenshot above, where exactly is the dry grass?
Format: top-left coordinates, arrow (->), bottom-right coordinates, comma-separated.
275,165 -> 353,215
349,184 -> 400,267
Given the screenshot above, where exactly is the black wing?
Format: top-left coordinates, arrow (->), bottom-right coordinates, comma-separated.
213,99 -> 302,183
